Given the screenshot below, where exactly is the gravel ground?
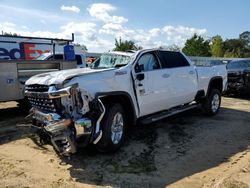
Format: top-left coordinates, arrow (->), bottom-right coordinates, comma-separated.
0,96 -> 250,188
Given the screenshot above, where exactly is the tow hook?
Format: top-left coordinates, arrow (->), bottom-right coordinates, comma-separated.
50,128 -> 77,156
93,131 -> 103,144
93,99 -> 105,144
25,107 -> 35,119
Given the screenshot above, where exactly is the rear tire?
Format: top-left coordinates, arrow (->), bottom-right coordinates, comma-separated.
96,103 -> 126,153
202,89 -> 221,116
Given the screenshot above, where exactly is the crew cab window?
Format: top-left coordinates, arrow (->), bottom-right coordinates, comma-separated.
137,53 -> 160,72
157,51 -> 189,68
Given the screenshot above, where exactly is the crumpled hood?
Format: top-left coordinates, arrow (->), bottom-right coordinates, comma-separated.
25,68 -> 113,86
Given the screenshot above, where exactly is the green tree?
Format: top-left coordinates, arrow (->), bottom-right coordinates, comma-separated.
239,31 -> 250,47
239,31 -> 250,57
159,44 -> 181,51
182,34 -> 211,56
2,31 -> 19,36
223,39 -> 247,58
113,38 -> 142,51
210,35 -> 224,57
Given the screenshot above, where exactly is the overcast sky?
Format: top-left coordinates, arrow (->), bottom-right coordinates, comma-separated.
0,0 -> 249,52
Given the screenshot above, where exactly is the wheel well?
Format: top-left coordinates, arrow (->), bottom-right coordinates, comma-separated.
99,94 -> 136,127
208,77 -> 223,95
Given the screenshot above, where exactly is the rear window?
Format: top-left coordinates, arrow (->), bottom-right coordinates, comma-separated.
157,51 -> 189,68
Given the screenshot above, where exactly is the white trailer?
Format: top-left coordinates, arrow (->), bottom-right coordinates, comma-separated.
0,59 -> 77,103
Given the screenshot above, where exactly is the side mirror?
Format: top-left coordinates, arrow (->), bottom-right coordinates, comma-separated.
135,64 -> 141,73
136,73 -> 145,81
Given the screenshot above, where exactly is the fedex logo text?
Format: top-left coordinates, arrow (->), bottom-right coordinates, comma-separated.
0,43 -> 50,60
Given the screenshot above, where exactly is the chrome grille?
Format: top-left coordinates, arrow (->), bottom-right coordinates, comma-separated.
26,84 -> 49,92
28,97 -> 57,112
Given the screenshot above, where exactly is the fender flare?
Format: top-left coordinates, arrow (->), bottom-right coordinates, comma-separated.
95,91 -> 137,125
206,76 -> 223,96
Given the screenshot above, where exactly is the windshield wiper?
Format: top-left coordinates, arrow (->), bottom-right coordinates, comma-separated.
91,66 -> 110,69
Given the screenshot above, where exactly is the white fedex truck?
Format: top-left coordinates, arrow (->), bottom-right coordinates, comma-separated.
0,34 -> 85,104
0,34 -> 84,60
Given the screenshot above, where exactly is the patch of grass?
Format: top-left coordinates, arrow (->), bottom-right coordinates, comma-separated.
111,128 -> 157,174
111,149 -> 156,174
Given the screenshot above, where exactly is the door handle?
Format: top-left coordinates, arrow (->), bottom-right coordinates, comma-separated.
136,73 -> 145,81
162,73 -> 170,78
189,70 -> 195,75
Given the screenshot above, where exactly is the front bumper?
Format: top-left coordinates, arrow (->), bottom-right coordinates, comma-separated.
30,108 -> 93,156
25,84 -> 105,156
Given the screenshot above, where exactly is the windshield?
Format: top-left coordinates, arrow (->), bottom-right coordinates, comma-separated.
227,61 -> 248,69
90,53 -> 131,69
245,60 -> 250,67
36,54 -> 50,60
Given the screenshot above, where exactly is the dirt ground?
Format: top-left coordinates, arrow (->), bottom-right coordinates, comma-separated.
0,96 -> 250,188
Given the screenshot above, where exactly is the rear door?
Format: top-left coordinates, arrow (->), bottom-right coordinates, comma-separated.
157,51 -> 198,106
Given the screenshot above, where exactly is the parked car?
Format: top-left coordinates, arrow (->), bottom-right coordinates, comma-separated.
25,49 -> 227,156
36,52 -> 86,68
226,60 -> 250,94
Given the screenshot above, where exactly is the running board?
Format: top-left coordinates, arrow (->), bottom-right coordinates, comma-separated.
140,103 -> 199,124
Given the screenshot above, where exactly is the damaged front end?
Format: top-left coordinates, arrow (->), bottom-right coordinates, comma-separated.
25,84 -> 104,156
227,70 -> 250,93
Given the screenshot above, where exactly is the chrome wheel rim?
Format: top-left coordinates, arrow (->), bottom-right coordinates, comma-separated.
211,94 -> 220,113
111,112 -> 124,144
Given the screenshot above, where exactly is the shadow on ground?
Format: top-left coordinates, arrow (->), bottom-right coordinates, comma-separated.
62,107 -> 250,187
1,101 -> 250,187
0,105 -> 34,145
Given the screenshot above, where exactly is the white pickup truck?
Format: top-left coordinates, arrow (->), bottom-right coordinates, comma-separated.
25,49 -> 227,156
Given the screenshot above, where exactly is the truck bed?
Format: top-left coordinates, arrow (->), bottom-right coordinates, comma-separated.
196,64 -> 227,95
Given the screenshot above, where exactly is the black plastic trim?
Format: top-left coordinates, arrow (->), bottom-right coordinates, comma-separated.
95,91 -> 137,125
207,76 -> 223,96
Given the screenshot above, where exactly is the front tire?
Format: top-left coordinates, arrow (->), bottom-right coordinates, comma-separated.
96,103 -> 126,153
202,89 -> 221,116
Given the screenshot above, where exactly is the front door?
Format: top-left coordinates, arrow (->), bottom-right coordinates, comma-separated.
134,52 -> 172,116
